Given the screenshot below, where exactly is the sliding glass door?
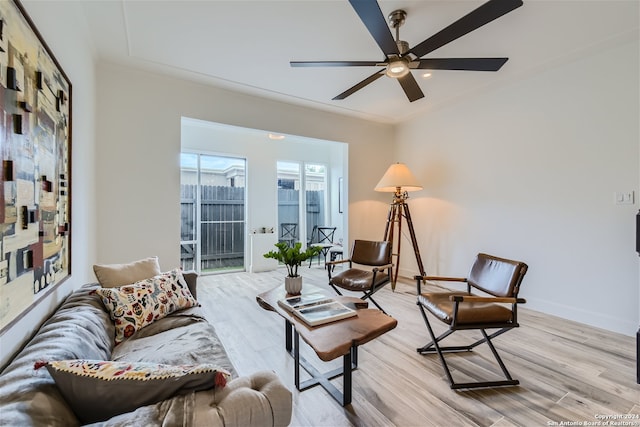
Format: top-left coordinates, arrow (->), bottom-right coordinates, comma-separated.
180,153 -> 246,273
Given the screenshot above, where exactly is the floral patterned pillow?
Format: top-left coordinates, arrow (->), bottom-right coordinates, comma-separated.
35,359 -> 230,424
96,268 -> 198,345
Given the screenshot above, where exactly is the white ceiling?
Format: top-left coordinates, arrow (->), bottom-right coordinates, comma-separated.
79,0 -> 639,124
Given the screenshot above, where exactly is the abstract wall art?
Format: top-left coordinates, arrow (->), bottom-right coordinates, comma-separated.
0,0 -> 71,332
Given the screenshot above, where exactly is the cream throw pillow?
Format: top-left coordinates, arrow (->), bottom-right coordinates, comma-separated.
93,256 -> 161,288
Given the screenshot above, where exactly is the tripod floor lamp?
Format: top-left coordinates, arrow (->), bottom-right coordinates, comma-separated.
375,163 -> 426,289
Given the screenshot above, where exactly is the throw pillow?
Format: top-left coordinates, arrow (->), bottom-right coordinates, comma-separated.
35,359 -> 230,424
96,269 -> 198,345
93,256 -> 161,288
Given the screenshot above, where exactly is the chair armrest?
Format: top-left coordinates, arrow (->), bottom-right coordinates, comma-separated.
450,295 -> 526,304
421,276 -> 468,283
415,275 -> 467,294
372,263 -> 393,273
326,258 -> 351,266
326,258 -> 352,280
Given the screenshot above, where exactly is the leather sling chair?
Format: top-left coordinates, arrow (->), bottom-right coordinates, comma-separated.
414,253 -> 528,389
326,240 -> 393,314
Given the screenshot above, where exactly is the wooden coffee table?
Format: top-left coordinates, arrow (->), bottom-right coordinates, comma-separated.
256,284 -> 397,406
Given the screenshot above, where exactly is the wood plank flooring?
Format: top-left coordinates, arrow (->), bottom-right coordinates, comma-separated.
196,266 -> 639,427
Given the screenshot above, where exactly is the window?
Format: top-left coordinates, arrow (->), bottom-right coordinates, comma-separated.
278,179 -> 295,190
276,161 -> 328,247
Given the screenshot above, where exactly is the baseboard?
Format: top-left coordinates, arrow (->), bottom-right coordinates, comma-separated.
518,296 -> 636,337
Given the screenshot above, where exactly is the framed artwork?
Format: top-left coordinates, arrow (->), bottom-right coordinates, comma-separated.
338,177 -> 344,213
0,0 -> 72,333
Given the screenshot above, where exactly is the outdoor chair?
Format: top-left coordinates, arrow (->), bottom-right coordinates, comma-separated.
327,240 -> 393,314
414,253 -> 528,390
307,226 -> 336,267
279,223 -> 298,247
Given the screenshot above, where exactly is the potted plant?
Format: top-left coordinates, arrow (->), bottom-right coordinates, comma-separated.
264,242 -> 322,295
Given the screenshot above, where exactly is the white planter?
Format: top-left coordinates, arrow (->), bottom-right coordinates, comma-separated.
284,275 -> 302,295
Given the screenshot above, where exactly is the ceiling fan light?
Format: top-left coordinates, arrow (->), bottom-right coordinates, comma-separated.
386,60 -> 409,78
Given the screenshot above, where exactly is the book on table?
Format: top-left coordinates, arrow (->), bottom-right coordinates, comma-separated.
277,293 -> 334,312
278,293 -> 357,326
292,300 -> 357,327
293,301 -> 358,326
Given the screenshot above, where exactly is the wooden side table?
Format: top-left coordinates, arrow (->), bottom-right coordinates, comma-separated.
256,284 -> 397,406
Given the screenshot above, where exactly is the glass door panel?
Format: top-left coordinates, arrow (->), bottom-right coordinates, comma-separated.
180,153 -> 246,273
277,162 -> 300,247
304,163 -> 327,238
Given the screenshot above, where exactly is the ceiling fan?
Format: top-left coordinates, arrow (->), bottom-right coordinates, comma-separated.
290,0 -> 523,102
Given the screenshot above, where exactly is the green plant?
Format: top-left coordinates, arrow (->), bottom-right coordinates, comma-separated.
263,242 -> 322,278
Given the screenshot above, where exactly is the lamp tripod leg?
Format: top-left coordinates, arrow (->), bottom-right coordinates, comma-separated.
403,201 -> 426,278
383,202 -> 400,290
383,200 -> 426,290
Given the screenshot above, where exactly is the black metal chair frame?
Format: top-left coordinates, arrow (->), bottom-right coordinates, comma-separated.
414,257 -> 527,390
279,222 -> 298,247
307,226 -> 336,267
327,240 -> 393,314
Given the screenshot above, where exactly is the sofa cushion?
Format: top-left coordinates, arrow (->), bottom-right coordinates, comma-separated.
0,284 -> 113,426
96,269 -> 198,345
39,359 -> 231,424
111,308 -> 237,376
93,256 -> 161,288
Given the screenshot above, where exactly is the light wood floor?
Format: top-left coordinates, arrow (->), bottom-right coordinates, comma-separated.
197,266 -> 639,427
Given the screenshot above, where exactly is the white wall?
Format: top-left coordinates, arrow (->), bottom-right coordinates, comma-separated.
396,40 -> 639,336
96,63 -> 394,271
181,118 -> 348,267
1,1 -> 97,368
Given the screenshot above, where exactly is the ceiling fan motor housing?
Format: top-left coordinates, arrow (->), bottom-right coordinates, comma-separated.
396,40 -> 409,55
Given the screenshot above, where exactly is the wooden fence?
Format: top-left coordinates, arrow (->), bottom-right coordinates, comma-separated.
181,185 -> 245,271
181,185 -> 325,272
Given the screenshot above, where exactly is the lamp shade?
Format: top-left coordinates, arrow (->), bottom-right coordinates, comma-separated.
375,162 -> 423,192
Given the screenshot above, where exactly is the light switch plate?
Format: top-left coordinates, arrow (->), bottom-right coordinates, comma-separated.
615,191 -> 635,205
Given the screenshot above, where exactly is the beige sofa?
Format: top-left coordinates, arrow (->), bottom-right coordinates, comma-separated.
0,275 -> 292,426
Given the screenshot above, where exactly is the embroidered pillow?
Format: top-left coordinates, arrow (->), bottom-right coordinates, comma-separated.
96,269 -> 198,345
36,359 -> 230,424
93,256 -> 161,288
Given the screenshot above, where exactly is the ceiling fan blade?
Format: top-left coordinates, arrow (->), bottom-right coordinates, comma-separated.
291,61 -> 382,67
348,0 -> 399,56
408,0 -> 523,59
397,73 -> 424,102
414,58 -> 508,71
332,70 -> 385,100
